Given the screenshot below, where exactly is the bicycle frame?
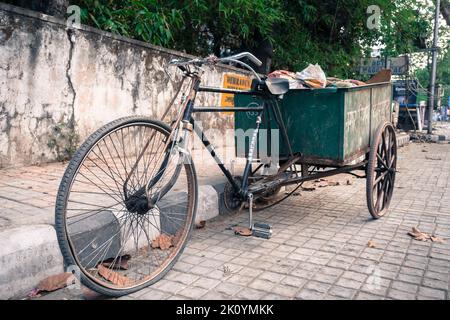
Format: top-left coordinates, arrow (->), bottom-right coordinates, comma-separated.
179,74 -> 285,199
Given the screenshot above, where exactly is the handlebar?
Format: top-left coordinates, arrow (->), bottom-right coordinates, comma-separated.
169,52 -> 262,67
169,52 -> 263,81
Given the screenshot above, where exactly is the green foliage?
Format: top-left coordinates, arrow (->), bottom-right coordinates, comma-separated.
72,0 -> 436,78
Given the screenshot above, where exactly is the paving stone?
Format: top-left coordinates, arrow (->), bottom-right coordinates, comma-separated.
138,289 -> 171,300
355,292 -> 385,300
214,282 -> 244,297
153,280 -> 187,295
391,281 -> 419,294
417,286 -> 446,300
200,290 -> 232,300
422,278 -> 449,291
192,277 -> 221,290
387,289 -> 416,300
328,286 -> 357,299
262,293 -> 290,300
248,279 -> 276,292
336,278 -> 363,290
178,286 -> 208,299
259,271 -> 285,283
235,288 -> 266,300
305,281 -> 332,293
296,288 -> 326,300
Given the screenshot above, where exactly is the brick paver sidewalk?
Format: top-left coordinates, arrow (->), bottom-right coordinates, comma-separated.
117,142 -> 449,300
3,141 -> 450,300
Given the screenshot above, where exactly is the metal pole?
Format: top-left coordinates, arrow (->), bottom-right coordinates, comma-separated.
428,0 -> 441,134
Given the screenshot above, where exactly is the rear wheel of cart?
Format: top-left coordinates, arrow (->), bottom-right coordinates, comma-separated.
366,122 -> 397,219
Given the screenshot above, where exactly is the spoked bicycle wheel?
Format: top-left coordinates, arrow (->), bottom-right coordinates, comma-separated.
366,121 -> 397,219
55,116 -> 197,296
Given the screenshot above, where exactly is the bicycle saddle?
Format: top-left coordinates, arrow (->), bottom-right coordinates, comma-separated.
265,77 -> 290,95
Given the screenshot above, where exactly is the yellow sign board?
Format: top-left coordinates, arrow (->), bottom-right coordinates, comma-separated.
221,74 -> 252,114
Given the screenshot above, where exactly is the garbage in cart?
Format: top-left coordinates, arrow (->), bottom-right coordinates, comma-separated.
268,63 -> 391,90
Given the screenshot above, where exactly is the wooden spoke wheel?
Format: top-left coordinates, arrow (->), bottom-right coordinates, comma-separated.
366,122 -> 397,219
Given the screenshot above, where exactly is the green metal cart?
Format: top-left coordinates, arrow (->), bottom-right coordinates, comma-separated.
234,82 -> 397,219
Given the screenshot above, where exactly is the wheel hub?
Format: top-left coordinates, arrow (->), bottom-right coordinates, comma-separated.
125,195 -> 150,215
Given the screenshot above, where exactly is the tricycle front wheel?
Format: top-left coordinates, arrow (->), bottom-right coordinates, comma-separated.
55,116 -> 198,297
366,122 -> 397,219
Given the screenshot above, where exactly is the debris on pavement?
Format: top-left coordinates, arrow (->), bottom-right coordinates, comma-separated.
36,272 -> 76,293
222,265 -> 232,276
97,265 -> 134,286
101,254 -> 131,270
407,227 -> 445,243
430,235 -> 445,243
367,240 -> 376,248
408,227 -> 431,241
27,288 -> 41,298
195,220 -> 206,229
233,226 -> 252,237
152,234 -> 174,250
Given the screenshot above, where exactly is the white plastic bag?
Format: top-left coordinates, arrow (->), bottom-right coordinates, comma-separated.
296,64 -> 327,88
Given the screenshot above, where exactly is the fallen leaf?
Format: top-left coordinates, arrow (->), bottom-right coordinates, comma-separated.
408,227 -> 431,241
367,240 -> 376,248
233,226 -> 252,237
430,236 -> 445,243
195,220 -> 206,229
152,234 -> 174,250
37,272 -> 75,292
97,265 -> 134,286
27,288 -> 41,298
101,254 -> 131,270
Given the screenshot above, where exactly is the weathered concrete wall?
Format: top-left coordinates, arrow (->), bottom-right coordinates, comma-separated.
0,3 -> 247,168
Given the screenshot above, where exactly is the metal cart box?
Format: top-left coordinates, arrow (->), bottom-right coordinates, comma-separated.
235,82 -> 392,166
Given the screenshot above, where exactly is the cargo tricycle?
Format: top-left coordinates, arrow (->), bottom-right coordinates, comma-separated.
55,52 -> 397,296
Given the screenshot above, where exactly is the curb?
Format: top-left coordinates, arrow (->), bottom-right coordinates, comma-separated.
0,225 -> 64,299
0,182 -> 227,300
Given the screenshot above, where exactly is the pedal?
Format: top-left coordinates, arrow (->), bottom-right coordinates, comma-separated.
252,222 -> 273,239
232,194 -> 273,239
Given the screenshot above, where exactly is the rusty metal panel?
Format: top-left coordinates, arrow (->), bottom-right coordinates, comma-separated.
369,84 -> 392,140
343,89 -> 371,161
